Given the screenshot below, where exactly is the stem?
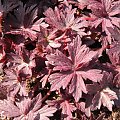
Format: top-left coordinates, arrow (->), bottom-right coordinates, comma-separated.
41,90 -> 52,103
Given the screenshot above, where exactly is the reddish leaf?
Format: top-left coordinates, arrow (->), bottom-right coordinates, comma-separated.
0,93 -> 57,120
88,0 -> 120,43
44,6 -> 88,36
47,35 -> 102,102
47,99 -> 76,120
87,72 -> 118,111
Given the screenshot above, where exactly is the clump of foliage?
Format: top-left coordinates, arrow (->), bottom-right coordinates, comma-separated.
0,0 -> 120,120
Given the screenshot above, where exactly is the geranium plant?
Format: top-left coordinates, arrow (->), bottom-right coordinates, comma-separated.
0,0 -> 120,120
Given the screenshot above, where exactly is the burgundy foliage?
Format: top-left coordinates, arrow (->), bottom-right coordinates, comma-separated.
0,0 -> 120,120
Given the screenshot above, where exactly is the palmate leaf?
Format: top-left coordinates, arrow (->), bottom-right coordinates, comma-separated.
77,101 -> 91,117
88,0 -> 120,42
38,27 -> 63,50
47,35 -> 103,102
87,72 -> 118,111
0,93 -> 57,120
77,0 -> 89,9
0,100 -> 21,118
1,68 -> 28,98
8,48 -> 36,77
92,87 -> 117,111
44,5 -> 88,36
107,27 -> 120,41
68,73 -> 87,102
47,99 -> 76,120
7,2 -> 48,40
60,100 -> 76,120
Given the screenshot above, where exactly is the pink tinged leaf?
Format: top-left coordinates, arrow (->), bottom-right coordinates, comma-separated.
71,20 -> 88,33
85,107 -> 92,117
48,40 -> 61,48
46,99 -> 76,120
78,102 -> 86,113
2,70 -> 18,86
77,29 -> 87,37
21,28 -> 37,41
65,7 -> 76,28
18,66 -> 32,77
44,5 -> 87,33
69,74 -> 80,102
32,93 -> 42,112
78,69 -> 103,82
8,85 -> 21,101
18,82 -> 28,97
101,87 -> 118,111
102,18 -> 113,33
69,74 -> 87,102
46,50 -> 72,71
68,35 -> 97,68
91,18 -> 103,28
74,46 -> 89,67
101,0 -> 111,11
68,35 -> 82,62
40,75 -> 49,88
0,100 -> 21,118
0,46 -> 5,62
40,70 -> 52,88
101,92 -> 113,111
60,100 -> 76,120
18,98 -> 31,115
92,87 -> 118,111
111,17 -> 120,28
65,7 -> 88,34
77,0 -> 89,9
2,69 -> 28,97
109,1 -> 120,16
26,111 -> 35,120
2,69 -> 28,98
69,36 -> 85,66
31,18 -> 49,31
78,102 -> 91,117
49,72 -> 73,91
78,50 -> 97,65
77,74 -> 87,94
44,7 -> 64,30
37,105 -> 57,120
